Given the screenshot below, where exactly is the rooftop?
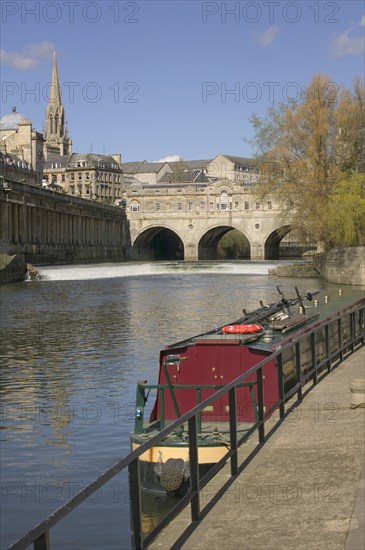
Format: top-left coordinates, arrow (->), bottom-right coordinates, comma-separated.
0,106 -> 31,131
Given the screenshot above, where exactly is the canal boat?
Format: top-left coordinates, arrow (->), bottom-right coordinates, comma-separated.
130,286 -> 364,495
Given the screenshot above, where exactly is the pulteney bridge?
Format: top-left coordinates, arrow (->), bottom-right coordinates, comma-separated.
125,179 -> 312,261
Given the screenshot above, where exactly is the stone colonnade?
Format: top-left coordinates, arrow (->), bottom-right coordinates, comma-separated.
0,181 -> 131,263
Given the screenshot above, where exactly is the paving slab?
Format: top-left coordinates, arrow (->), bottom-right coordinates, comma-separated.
150,348 -> 365,550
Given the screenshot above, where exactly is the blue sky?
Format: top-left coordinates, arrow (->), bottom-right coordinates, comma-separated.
1,1 -> 364,162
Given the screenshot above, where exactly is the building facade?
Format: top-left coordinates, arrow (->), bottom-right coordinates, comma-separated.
43,152 -> 124,205
0,107 -> 44,185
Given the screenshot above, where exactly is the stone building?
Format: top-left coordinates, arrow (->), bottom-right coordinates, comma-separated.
43,152 -> 124,205
0,107 -> 44,185
121,155 -> 260,186
0,151 -> 38,187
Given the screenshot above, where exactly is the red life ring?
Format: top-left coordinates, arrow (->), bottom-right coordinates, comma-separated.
222,324 -> 264,334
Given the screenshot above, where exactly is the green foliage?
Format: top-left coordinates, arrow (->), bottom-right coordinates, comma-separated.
217,230 -> 250,259
327,174 -> 365,246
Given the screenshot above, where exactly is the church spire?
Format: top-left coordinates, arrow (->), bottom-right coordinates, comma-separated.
44,50 -> 72,158
49,50 -> 62,107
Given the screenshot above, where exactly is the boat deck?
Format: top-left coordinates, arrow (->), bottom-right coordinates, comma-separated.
131,420 -> 255,447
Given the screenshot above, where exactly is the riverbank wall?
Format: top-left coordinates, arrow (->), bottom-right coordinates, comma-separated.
317,247 -> 365,286
268,248 -> 365,286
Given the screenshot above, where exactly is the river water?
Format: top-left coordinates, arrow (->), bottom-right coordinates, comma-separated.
0,261 -> 337,549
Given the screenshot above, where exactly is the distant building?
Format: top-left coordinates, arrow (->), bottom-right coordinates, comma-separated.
0,107 -> 44,185
121,155 -> 260,186
43,152 -> 124,205
206,154 -> 260,185
0,150 -> 38,187
121,161 -> 172,184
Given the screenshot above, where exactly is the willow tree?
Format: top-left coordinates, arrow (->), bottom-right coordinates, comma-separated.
250,75 -> 365,249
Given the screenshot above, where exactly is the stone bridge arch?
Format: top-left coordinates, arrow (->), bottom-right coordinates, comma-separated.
198,225 -> 250,260
264,225 -> 315,259
133,225 -> 185,260
265,225 -> 292,260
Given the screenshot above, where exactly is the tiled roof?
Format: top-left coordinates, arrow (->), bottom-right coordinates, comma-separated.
126,162 -> 169,174
219,154 -> 257,165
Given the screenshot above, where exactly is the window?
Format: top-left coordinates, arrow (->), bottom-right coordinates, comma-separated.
209,201 -> 214,211
200,201 -> 205,210
78,173 -> 82,181
188,202 -> 193,211
155,203 -> 160,211
234,201 -> 239,210
256,202 -> 261,210
268,201 -> 272,210
61,174 -> 65,182
219,190 -> 229,210
70,173 -> 75,182
130,201 -> 140,212
244,202 -> 249,210
177,202 -> 183,211
86,172 -> 90,180
77,161 -> 86,168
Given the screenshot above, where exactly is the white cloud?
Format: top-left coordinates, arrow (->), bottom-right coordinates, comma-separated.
254,25 -> 280,47
333,30 -> 365,57
0,42 -> 55,70
332,16 -> 365,57
154,155 -> 182,163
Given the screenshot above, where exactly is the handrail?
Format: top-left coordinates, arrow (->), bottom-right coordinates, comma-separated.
7,298 -> 365,550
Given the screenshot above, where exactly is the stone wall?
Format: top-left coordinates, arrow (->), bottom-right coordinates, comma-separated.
318,248 -> 365,286
0,253 -> 27,284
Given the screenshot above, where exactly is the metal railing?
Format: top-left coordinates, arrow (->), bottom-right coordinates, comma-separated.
8,298 -> 365,550
134,381 -> 259,435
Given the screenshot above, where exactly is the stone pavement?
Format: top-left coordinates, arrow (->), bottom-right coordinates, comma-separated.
150,347 -> 365,550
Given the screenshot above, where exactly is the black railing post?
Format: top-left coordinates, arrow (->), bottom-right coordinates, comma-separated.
277,354 -> 285,419
325,324 -> 331,373
196,388 -> 202,434
129,458 -> 143,550
295,342 -> 302,401
188,416 -> 200,522
228,387 -> 238,476
338,317 -> 343,362
257,367 -> 265,442
311,332 -> 317,385
350,312 -> 355,353
159,388 -> 165,429
34,532 -> 50,550
360,306 -> 365,344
